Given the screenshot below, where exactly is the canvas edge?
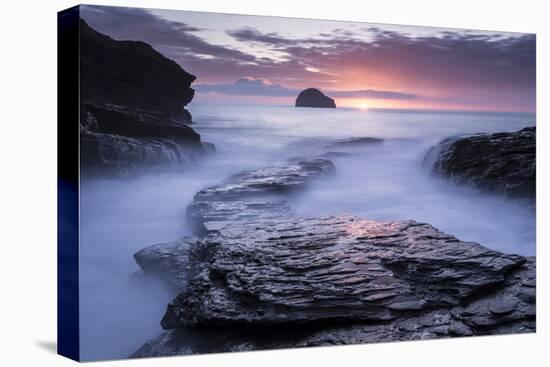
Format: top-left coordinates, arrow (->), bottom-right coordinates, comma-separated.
57,4 -> 81,362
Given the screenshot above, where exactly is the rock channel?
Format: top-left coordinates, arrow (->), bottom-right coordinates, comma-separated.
132,154 -> 535,357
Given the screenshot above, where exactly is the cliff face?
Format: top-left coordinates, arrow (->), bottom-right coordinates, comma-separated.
295,88 -> 336,108
78,20 -> 213,176
80,19 -> 195,121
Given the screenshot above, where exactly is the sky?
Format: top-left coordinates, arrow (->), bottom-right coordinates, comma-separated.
81,5 -> 536,112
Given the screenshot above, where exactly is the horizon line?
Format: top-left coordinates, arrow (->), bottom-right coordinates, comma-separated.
188,102 -> 536,115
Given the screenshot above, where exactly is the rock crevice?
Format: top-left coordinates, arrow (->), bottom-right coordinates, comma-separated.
131,134 -> 535,357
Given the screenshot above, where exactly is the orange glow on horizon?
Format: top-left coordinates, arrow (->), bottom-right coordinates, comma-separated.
333,97 -> 533,113
337,98 -> 408,110
195,93 -> 534,113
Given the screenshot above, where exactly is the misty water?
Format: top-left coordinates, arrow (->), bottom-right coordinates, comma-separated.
79,105 -> 536,360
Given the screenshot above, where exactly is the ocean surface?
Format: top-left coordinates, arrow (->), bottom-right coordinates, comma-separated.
79,105 -> 536,360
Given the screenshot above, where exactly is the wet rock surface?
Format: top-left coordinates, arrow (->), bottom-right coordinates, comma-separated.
425,127 -> 535,197
158,215 -> 529,328
81,103 -> 200,142
186,159 -> 335,233
136,158 -> 336,289
326,137 -> 384,149
295,88 -> 336,108
133,217 -> 535,357
80,103 -> 211,176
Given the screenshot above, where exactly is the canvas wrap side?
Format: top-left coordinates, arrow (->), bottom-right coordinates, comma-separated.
57,5 -> 80,362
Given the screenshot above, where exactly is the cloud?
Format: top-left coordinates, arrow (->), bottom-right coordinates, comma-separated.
196,78 -> 418,99
227,28 -> 295,47
225,25 -> 535,109
196,78 -> 296,97
80,5 -> 535,111
330,90 -> 417,100
80,5 -> 257,68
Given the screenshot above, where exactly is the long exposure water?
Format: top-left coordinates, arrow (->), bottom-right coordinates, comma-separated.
79,105 -> 536,360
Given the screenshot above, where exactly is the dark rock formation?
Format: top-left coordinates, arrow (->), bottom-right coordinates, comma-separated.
156,216 -> 529,328
134,239 -> 203,291
81,103 -> 200,142
425,127 -> 535,198
133,256 -> 534,357
295,88 -> 336,108
326,137 -> 384,149
135,157 -> 336,287
80,19 -> 195,121
185,158 -> 335,233
78,20 -> 214,176
132,216 -> 535,357
80,103 -> 211,176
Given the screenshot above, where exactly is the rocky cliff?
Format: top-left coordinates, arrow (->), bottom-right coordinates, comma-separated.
78,20 -> 213,176
80,19 -> 195,121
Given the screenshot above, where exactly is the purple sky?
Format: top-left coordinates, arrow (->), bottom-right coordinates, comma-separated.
81,5 -> 535,112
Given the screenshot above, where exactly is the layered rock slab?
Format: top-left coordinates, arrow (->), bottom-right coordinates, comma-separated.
132,218 -> 535,357
186,159 -> 335,232
136,158 -> 336,290
151,215 -> 527,328
425,127 -> 535,197
80,103 -> 212,176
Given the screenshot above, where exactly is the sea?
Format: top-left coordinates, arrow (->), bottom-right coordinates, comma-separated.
78,104 -> 536,360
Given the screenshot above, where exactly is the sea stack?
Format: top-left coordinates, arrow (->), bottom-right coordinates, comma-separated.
295,88 -> 336,108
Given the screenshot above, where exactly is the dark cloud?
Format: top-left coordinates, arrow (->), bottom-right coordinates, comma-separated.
196,78 -> 418,100
81,6 -> 257,68
80,6 -> 314,84
227,28 -> 296,46
227,25 -> 535,89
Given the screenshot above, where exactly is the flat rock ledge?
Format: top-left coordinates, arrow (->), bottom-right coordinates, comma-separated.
425,127 -> 535,198
133,215 -> 535,357
162,216 -> 531,327
185,158 -> 335,233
